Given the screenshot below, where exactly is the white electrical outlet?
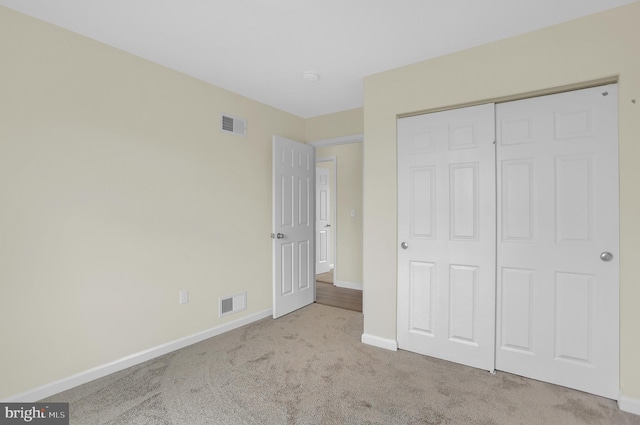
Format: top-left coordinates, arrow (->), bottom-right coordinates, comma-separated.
179,290 -> 189,304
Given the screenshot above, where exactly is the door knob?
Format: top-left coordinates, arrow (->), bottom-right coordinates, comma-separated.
401,242 -> 408,249
271,233 -> 285,239
325,224 -> 331,228
600,252 -> 613,262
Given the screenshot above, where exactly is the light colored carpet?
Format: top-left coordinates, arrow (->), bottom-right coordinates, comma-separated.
43,304 -> 639,424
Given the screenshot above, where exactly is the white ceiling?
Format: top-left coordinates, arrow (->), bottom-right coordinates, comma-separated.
1,0 -> 635,118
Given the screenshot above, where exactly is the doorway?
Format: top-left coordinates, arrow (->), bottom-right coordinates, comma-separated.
312,137 -> 364,311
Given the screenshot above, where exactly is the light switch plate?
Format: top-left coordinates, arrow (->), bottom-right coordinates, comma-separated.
179,290 -> 188,304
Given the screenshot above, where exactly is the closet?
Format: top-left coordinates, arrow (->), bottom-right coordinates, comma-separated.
397,84 -> 619,399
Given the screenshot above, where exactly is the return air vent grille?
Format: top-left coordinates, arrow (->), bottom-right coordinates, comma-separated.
219,291 -> 247,317
221,298 -> 233,314
221,114 -> 247,136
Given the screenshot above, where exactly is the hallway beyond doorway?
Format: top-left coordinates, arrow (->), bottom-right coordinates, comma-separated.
315,271 -> 362,312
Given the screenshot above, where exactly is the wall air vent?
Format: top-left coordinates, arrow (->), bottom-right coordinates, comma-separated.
219,291 -> 247,317
221,114 -> 247,136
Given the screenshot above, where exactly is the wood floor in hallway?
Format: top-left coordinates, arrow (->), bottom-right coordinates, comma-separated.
315,271 -> 362,312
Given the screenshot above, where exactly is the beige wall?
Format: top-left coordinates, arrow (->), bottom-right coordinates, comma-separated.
362,1 -> 640,399
0,7 -> 306,399
316,143 -> 363,286
306,108 -> 363,142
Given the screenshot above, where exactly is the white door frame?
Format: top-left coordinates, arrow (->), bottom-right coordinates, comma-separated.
310,133 -> 364,290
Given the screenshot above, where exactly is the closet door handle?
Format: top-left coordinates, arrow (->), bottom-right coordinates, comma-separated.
600,252 -> 613,262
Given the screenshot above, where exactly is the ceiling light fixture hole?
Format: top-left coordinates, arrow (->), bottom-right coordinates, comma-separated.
303,71 -> 320,82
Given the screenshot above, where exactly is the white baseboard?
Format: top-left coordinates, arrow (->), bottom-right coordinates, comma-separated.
3,308 -> 273,402
619,394 -> 640,415
335,280 -> 363,291
361,333 -> 398,351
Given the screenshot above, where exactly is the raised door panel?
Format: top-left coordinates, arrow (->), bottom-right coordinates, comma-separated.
298,176 -> 311,227
450,164 -> 478,241
502,160 -> 535,242
410,167 -> 436,239
499,268 -> 534,354
319,188 -> 328,220
318,231 -> 327,262
554,108 -> 593,140
449,122 -> 479,150
280,242 -> 294,296
410,129 -> 436,154
448,265 -> 478,345
315,167 -> 331,275
554,272 -> 593,364
298,241 -> 311,291
409,261 -> 435,336
281,175 -> 294,228
555,155 -> 593,244
500,117 -> 533,145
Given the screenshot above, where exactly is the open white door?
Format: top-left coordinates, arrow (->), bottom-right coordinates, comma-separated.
315,167 -> 332,274
272,135 -> 315,318
397,103 -> 496,371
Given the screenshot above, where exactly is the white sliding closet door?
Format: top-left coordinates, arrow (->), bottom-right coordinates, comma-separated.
495,85 -> 619,399
397,104 -> 496,371
396,85 -> 620,399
